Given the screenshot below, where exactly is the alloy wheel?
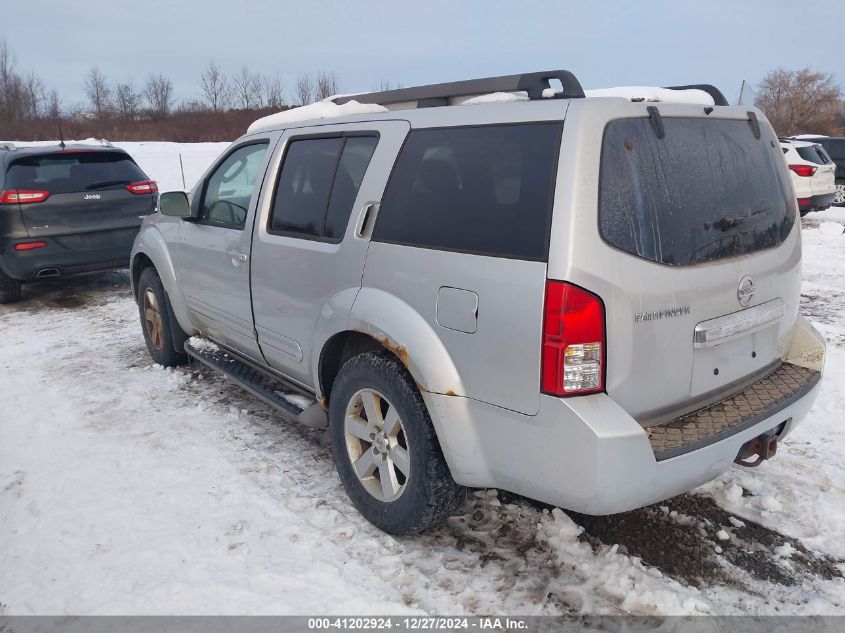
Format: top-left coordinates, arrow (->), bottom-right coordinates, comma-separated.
143,288 -> 164,351
344,388 -> 410,502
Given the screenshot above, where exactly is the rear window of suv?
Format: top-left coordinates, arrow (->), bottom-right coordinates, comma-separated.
6,151 -> 147,194
373,123 -> 562,260
796,145 -> 830,164
599,117 -> 795,266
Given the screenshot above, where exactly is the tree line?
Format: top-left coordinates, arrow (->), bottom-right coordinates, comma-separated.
1,35 -> 843,142
0,38 -> 366,141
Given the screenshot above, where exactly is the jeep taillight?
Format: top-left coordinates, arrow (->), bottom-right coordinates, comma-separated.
541,281 -> 606,396
788,164 -> 816,177
126,181 -> 158,195
0,190 -> 50,204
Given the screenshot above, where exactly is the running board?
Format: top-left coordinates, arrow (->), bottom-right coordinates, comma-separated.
184,338 -> 327,428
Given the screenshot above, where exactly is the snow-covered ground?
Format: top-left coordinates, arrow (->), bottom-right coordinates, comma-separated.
1,143 -> 844,616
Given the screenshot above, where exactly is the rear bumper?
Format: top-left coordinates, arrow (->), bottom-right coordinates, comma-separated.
799,192 -> 835,212
0,232 -> 136,280
425,317 -> 826,515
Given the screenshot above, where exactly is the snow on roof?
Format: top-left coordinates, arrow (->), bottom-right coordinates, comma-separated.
793,134 -> 828,139
584,86 -> 715,105
459,91 -> 529,105
248,86 -> 719,131
459,86 -> 718,106
247,100 -> 388,133
781,138 -> 818,148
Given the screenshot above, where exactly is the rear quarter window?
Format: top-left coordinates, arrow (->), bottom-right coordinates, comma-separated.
373,123 -> 562,260
6,151 -> 147,194
599,117 -> 795,266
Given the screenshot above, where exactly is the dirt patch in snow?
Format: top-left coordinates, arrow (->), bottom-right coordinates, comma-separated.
13,270 -> 132,312
568,494 -> 843,591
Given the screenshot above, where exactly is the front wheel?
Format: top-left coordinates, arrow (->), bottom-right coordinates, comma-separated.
137,267 -> 188,367
329,351 -> 465,534
0,269 -> 22,304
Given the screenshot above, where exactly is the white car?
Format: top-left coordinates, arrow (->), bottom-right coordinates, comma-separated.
780,139 -> 836,214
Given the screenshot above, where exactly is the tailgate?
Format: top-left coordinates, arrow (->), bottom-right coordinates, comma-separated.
6,150 -> 155,245
559,107 -> 800,425
20,189 -> 152,240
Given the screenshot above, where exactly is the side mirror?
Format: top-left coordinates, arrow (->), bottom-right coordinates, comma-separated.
158,191 -> 191,218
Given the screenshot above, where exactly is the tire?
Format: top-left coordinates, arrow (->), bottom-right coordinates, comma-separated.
0,269 -> 22,304
137,267 -> 188,367
329,351 -> 465,534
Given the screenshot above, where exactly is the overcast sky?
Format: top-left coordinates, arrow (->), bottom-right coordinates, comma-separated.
4,0 -> 843,108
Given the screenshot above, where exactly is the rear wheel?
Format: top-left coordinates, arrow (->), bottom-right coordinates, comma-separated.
834,180 -> 845,206
137,267 -> 188,366
329,351 -> 465,534
0,269 -> 22,304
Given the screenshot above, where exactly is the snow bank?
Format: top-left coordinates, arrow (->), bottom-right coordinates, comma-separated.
585,86 -> 716,105
248,100 -> 388,133
805,206 -> 845,224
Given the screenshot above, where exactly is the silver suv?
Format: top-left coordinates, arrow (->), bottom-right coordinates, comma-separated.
130,70 -> 826,534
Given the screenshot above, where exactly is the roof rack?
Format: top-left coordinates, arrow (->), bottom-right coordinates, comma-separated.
664,84 -> 729,106
0,142 -> 16,151
332,70 -> 585,109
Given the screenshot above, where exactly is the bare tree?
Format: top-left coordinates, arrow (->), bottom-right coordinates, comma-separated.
755,68 -> 842,136
22,70 -> 44,118
314,71 -> 340,100
373,78 -> 402,92
0,39 -> 23,122
261,73 -> 284,109
295,72 -> 313,105
114,81 -> 141,120
200,59 -> 229,112
84,66 -> 112,118
144,73 -> 174,118
230,67 -> 261,109
46,89 -> 61,119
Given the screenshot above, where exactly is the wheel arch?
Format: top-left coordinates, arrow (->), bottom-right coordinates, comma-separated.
130,225 -> 196,336
316,287 -> 465,406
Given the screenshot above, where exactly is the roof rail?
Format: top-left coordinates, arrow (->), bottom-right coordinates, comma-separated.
0,142 -> 16,151
333,70 -> 585,109
664,84 -> 729,106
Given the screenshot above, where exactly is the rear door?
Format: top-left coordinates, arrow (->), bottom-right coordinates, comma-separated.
361,122 -> 563,415
561,108 -> 800,425
5,150 -> 155,251
251,121 -> 409,386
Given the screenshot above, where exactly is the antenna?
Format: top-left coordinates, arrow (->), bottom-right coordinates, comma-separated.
736,79 -> 746,106
58,120 -> 66,149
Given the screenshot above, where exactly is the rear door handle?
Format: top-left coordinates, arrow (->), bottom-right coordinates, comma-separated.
355,202 -> 380,238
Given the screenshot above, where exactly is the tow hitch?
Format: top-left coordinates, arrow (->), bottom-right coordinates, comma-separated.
734,421 -> 787,468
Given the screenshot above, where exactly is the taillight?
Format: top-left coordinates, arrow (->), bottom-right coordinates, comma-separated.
788,164 -> 816,177
541,281 -> 606,396
797,198 -> 811,206
126,181 -> 158,195
0,190 -> 50,204
15,241 -> 47,251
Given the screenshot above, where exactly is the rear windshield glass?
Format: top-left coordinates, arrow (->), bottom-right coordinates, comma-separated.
797,145 -> 829,164
599,117 -> 794,266
6,151 -> 147,194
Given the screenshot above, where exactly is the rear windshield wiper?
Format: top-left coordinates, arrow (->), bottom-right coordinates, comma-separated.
86,179 -> 130,190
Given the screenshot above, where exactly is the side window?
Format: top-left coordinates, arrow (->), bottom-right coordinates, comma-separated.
269,135 -> 378,241
373,124 -> 561,260
201,142 -> 269,229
